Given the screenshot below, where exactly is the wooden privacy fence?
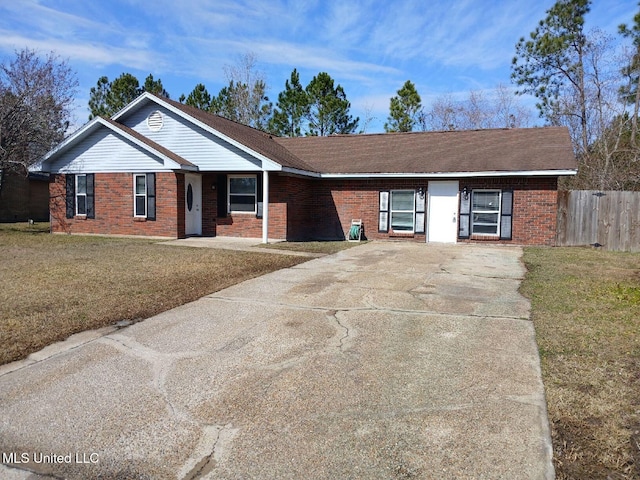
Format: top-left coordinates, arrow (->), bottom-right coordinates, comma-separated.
556,190 -> 640,252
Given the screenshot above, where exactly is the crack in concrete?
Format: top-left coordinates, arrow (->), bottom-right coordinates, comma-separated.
436,268 -> 525,281
328,310 -> 351,351
99,335 -> 208,425
208,295 -> 530,321
180,424 -> 238,480
99,335 -> 243,479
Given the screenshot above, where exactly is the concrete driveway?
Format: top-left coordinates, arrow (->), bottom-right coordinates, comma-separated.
0,242 -> 553,479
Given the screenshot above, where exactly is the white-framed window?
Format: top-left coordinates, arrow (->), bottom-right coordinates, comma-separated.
471,190 -> 501,235
134,174 -> 147,217
390,190 -> 415,233
75,174 -> 87,215
133,173 -> 156,219
228,175 -> 257,214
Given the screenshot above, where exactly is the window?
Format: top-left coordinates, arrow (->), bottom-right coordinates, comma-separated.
228,175 -> 257,214
459,188 -> 513,240
66,174 -> 94,219
471,190 -> 501,235
76,174 -> 87,215
390,190 -> 415,232
133,173 -> 156,220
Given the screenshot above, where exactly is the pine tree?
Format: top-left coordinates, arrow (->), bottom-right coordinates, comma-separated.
305,72 -> 358,136
384,80 -> 422,132
269,68 -> 309,137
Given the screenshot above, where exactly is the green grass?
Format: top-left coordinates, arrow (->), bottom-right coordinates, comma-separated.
0,223 -> 309,365
521,247 -> 640,480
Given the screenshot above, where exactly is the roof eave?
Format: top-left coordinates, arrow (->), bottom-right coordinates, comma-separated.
318,169 -> 578,179
38,118 -> 104,170
280,166 -> 321,178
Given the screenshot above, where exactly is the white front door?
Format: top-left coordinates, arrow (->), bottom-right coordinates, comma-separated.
427,181 -> 459,243
185,174 -> 202,236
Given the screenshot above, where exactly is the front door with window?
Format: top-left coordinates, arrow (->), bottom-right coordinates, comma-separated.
427,181 -> 459,243
185,174 -> 202,236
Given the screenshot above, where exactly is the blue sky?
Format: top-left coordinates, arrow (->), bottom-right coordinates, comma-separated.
0,0 -> 636,133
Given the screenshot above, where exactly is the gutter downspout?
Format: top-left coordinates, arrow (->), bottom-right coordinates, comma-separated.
262,170 -> 269,244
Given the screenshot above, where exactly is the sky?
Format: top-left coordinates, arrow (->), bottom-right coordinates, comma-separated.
0,0 -> 636,133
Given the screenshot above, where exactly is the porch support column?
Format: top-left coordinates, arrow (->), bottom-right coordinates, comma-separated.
262,170 -> 269,244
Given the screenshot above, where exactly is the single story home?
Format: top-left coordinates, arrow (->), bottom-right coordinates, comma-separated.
37,92 -> 577,245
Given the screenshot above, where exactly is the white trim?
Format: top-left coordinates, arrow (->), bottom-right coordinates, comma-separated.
133,174 -> 147,217
40,117 -> 197,173
319,170 -> 577,179
228,174 -> 258,214
471,189 -> 501,237
389,190 -> 416,234
75,174 -> 87,216
115,93 -> 283,172
147,110 -> 164,132
262,170 -> 269,244
281,167 -> 321,178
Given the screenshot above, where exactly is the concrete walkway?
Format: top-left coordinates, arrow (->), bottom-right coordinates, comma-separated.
0,242 -> 553,479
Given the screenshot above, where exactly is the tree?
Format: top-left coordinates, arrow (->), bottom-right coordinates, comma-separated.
87,76 -> 110,120
305,72 -> 358,136
511,0 -> 591,154
492,83 -> 532,129
385,80 -> 422,132
106,73 -> 141,115
213,53 -> 272,131
269,68 -> 309,137
424,86 -> 532,131
88,73 -> 167,119
182,83 -> 212,110
143,74 -> 169,98
0,48 -> 78,172
619,5 -> 640,144
425,94 -> 460,131
210,83 -> 237,120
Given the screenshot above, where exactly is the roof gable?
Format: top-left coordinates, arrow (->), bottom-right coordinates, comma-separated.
40,117 -> 195,173
115,93 -> 316,173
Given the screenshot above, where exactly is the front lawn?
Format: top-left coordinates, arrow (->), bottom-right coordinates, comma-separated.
521,247 -> 640,480
262,240 -> 366,254
0,223 -> 308,365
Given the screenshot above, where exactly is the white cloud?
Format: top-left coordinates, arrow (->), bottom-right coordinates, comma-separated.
0,32 -> 161,71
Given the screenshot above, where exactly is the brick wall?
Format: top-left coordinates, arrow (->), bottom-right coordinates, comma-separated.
211,173 -> 295,240
50,172 -> 181,237
49,172 -> 560,246
458,177 -> 558,246
309,177 -> 559,245
309,179 -> 428,242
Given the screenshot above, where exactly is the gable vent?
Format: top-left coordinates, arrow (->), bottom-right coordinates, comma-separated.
147,111 -> 163,132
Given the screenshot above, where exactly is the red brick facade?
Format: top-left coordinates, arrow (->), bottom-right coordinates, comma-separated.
50,172 -> 183,237
49,172 -> 559,246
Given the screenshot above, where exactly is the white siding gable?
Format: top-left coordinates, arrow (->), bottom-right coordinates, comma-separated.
121,102 -> 263,171
48,127 -> 172,174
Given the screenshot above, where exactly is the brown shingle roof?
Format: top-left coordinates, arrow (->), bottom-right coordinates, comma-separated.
156,96 -> 317,172
103,117 -> 196,168
275,127 -> 577,174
